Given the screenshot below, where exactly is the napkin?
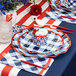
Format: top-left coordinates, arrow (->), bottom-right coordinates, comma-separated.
0,47 -> 54,76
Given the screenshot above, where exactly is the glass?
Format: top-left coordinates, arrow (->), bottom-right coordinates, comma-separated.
0,14 -> 12,43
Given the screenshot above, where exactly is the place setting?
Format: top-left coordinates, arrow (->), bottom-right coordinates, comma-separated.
46,0 -> 76,24
0,0 -> 75,76
11,21 -> 72,58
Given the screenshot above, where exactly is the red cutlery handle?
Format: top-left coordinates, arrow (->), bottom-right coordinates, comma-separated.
53,25 -> 75,32
61,15 -> 76,20
21,60 -> 46,69
58,29 -> 73,34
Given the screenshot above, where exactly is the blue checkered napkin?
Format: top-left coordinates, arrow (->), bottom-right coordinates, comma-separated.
0,49 -> 54,76
68,0 -> 76,8
18,30 -> 63,54
12,26 -> 71,58
46,9 -> 76,24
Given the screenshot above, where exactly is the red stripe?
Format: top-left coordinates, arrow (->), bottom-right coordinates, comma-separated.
16,3 -> 32,15
46,19 -> 55,24
53,25 -> 75,32
61,15 -> 76,20
1,65 -> 13,76
0,44 -> 12,60
39,58 -> 51,75
16,0 -> 47,25
28,21 -> 36,28
37,6 -> 51,19
16,14 -> 31,25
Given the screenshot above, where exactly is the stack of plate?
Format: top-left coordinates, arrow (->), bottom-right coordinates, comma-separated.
51,0 -> 76,13
46,0 -> 76,23
11,25 -> 71,58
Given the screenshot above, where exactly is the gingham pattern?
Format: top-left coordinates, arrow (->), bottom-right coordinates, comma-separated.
12,25 -> 70,58
19,29 -> 63,54
12,26 -> 24,34
51,0 -> 70,13
56,0 -> 72,11
56,0 -> 76,11
0,0 -> 71,75
33,36 -> 47,46
51,0 -> 76,13
47,0 -> 76,24
46,9 -> 76,24
68,0 -> 76,8
60,0 -> 69,8
0,48 -> 54,76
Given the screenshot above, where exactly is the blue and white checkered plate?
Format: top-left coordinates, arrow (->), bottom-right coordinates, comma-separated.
47,0 -> 76,24
60,0 -> 76,9
18,29 -> 64,55
51,0 -> 76,13
11,25 -> 71,58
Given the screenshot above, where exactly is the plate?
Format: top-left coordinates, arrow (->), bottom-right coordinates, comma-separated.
51,0 -> 76,13
11,27 -> 71,58
18,30 -> 64,55
46,0 -> 76,24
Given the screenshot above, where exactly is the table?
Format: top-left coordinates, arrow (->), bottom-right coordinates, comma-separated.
63,53 -> 76,76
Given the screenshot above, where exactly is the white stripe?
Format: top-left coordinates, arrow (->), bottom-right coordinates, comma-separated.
23,1 -> 49,26
16,4 -> 24,10
0,63 -> 6,76
41,1 -> 49,12
52,20 -> 61,26
9,67 -> 20,76
0,43 -> 10,53
16,5 -> 31,23
41,17 -> 50,24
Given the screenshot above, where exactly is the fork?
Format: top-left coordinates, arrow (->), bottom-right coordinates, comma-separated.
34,24 -> 74,34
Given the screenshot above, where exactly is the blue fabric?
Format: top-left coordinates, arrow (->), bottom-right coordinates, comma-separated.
45,22 -> 76,76
17,22 -> 76,76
